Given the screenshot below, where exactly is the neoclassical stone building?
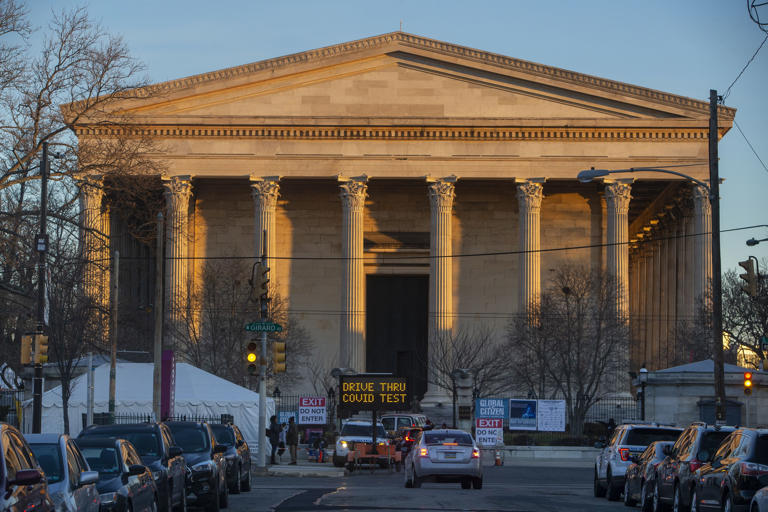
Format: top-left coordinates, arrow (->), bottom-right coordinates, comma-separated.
74,33 -> 734,399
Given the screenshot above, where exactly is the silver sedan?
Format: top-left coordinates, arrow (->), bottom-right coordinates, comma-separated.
751,486 -> 768,512
403,429 -> 482,489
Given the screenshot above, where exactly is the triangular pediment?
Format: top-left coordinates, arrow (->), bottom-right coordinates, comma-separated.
77,32 -> 735,126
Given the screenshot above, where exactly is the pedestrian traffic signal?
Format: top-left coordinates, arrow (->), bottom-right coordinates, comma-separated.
738,259 -> 758,297
246,342 -> 258,375
33,334 -> 48,364
272,340 -> 286,373
20,335 -> 33,365
744,372 -> 753,395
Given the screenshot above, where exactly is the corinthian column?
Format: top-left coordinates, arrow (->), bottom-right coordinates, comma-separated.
339,176 -> 368,372
250,176 -> 280,275
78,175 -> 109,346
692,185 -> 712,307
604,180 -> 632,318
516,180 -> 545,318
162,175 -> 193,343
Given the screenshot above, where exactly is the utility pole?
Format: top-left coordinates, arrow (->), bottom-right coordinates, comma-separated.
32,142 -> 49,434
108,250 -> 119,421
152,213 -> 164,420
709,89 -> 727,424
87,352 -> 94,426
257,230 -> 268,468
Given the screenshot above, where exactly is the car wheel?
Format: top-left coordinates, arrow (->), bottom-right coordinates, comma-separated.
461,478 -> 471,489
173,487 -> 187,512
240,470 -> 251,493
206,482 -> 220,512
724,492 -> 733,512
625,479 -> 637,506
413,469 -> 422,488
152,498 -> 159,512
219,479 -> 229,509
472,477 -> 483,490
594,468 -> 607,498
164,489 -> 173,512
690,490 -> 698,512
607,469 -> 621,501
229,464 -> 240,494
673,483 -> 689,512
404,468 -> 413,488
642,481 -> 652,512
654,481 -> 665,512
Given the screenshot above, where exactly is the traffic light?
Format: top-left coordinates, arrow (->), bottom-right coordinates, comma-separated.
246,342 -> 258,375
738,259 -> 758,297
272,340 -> 286,373
33,334 -> 49,364
251,263 -> 269,299
20,335 -> 33,365
744,372 -> 753,395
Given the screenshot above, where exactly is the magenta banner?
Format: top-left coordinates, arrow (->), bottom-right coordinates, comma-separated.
161,349 -> 176,420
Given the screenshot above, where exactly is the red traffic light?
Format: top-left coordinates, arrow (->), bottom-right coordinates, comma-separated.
744,372 -> 754,395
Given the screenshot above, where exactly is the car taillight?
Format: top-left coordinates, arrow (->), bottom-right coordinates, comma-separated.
404,435 -> 412,442
688,460 -> 703,472
619,448 -> 630,461
740,462 -> 768,476
419,448 -> 428,457
472,449 -> 480,459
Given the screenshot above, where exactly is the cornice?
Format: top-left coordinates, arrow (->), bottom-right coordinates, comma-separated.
75,124 -> 713,142
129,32 -> 735,120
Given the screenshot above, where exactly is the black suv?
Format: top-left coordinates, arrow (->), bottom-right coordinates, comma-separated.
166,421 -> 228,512
692,428 -> 768,512
78,422 -> 187,512
0,423 -> 54,512
210,423 -> 251,494
655,422 -> 735,512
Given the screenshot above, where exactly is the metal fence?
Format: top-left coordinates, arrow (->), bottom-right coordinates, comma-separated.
0,390 -> 24,428
85,411 -> 234,428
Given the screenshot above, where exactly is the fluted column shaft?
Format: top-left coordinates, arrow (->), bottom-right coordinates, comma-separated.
516,181 -> 544,318
339,176 -> 368,372
79,175 -> 109,346
693,185 -> 712,307
605,181 -> 632,319
250,176 -> 280,277
162,176 -> 192,341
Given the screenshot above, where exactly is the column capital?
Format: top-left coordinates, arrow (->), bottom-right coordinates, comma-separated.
426,176 -> 456,209
338,175 -> 368,211
250,175 -> 281,205
604,181 -> 632,212
516,180 -> 545,210
692,184 -> 711,211
162,175 -> 193,202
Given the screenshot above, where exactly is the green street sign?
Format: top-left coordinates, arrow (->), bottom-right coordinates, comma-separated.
244,322 -> 283,333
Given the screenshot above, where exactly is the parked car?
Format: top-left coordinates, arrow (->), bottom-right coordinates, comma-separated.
332,420 -> 388,467
0,423 -> 55,511
403,428 -> 482,489
380,414 -> 428,437
165,421 -> 228,512
210,423 -> 251,493
594,423 -> 682,501
691,428 -> 768,512
623,440 -> 674,510
750,486 -> 768,512
655,422 -> 735,512
78,422 -> 187,512
396,426 -> 428,461
75,436 -> 158,512
25,433 -> 100,512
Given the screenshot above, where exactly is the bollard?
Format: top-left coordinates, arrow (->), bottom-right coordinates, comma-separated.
494,449 -> 503,466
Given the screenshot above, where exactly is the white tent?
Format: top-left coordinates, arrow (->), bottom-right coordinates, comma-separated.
23,363 -> 274,447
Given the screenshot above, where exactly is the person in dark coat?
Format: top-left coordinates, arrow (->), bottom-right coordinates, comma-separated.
287,416 -> 299,465
267,415 -> 280,464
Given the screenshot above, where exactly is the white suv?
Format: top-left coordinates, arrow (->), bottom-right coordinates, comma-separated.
594,424 -> 682,501
332,420 -> 388,467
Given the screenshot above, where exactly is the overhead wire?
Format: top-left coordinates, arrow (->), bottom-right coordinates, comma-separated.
733,120 -> 768,174
722,32 -> 768,100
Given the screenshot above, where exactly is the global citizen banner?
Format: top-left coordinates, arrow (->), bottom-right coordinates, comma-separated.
298,397 -> 327,424
475,418 -> 503,447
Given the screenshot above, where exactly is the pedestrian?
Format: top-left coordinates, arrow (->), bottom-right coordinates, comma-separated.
287,416 -> 299,465
278,423 -> 287,461
267,415 -> 280,464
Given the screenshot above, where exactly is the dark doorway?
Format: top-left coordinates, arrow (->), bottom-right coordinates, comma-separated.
366,275 -> 428,400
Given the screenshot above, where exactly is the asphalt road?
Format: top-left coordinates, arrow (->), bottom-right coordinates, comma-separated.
216,464 -> 632,512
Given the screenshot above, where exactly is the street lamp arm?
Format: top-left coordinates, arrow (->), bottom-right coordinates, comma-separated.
578,167 -> 711,194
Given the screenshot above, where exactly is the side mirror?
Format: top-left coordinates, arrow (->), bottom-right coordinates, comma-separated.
236,439 -> 244,448
213,444 -> 228,454
9,469 -> 43,486
663,445 -> 673,456
79,470 -> 99,486
127,464 -> 146,476
168,446 -> 183,457
696,450 -> 710,463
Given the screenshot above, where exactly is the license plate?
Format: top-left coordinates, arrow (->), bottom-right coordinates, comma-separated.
445,453 -> 456,459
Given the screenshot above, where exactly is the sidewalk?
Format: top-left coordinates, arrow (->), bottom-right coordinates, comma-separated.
265,463 -> 345,477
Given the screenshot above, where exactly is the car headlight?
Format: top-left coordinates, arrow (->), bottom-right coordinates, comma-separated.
340,441 -> 348,448
192,461 -> 215,475
100,492 -> 118,504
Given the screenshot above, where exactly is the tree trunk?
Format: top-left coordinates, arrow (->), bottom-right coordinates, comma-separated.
570,407 -> 586,437
62,382 -> 70,435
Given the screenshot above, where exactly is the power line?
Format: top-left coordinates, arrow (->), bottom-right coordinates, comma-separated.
723,32 -> 768,100
733,120 -> 768,174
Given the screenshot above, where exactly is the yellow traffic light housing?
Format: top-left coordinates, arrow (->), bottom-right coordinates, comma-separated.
744,372 -> 753,395
246,342 -> 258,375
21,335 -> 33,365
272,340 -> 286,373
33,334 -> 49,364
738,259 -> 758,297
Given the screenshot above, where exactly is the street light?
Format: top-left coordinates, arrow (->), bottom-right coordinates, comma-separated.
578,161 -> 727,424
747,237 -> 767,247
638,366 -> 648,421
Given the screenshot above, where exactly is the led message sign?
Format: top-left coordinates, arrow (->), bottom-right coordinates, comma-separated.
338,375 -> 410,410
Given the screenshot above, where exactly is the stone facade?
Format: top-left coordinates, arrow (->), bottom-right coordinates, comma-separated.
70,33 -> 735,395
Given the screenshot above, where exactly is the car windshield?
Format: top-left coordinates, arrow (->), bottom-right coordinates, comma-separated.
210,425 -> 235,445
623,429 -> 681,446
29,444 -> 63,483
168,425 -> 210,453
340,424 -> 387,438
424,432 -> 474,446
700,431 -> 731,458
754,436 -> 768,464
80,446 -> 121,476
82,431 -> 161,459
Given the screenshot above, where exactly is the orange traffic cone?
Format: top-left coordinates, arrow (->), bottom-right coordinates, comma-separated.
494,450 -> 503,466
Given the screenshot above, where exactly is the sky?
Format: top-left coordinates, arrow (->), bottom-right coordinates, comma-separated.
28,0 -> 768,272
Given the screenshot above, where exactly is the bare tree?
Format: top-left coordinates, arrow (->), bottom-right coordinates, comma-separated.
721,260 -> 768,367
506,266 -> 629,437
